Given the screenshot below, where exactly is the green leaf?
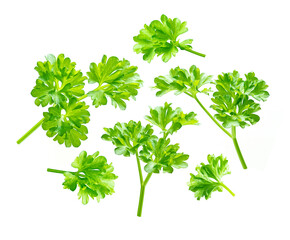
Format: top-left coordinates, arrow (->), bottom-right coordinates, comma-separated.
210,71 -> 269,128
133,14 -> 203,63
87,55 -> 143,110
31,54 -> 86,107
60,151 -> 118,204
244,72 -> 270,101
188,154 -> 232,200
63,172 -> 78,191
102,120 -> 155,157
154,65 -> 213,97
141,137 -> 189,174
145,102 -> 198,135
42,98 -> 90,147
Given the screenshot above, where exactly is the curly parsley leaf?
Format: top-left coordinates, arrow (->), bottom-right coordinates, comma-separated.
145,102 -> 198,135
42,98 -> 90,147
87,55 -> 143,110
101,120 -> 155,157
48,151 -> 117,205
211,71 -> 269,128
133,14 -> 205,63
140,137 -> 189,174
188,154 -> 234,200
31,54 -> 86,107
154,65 -> 213,97
243,72 -> 270,101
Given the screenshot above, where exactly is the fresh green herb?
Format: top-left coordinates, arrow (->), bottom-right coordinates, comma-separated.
133,14 -> 205,63
102,102 -> 198,216
41,98 -> 90,147
188,154 -> 234,200
47,151 -> 118,204
87,55 -> 142,110
154,65 -> 269,169
31,54 -> 86,107
17,54 -> 142,147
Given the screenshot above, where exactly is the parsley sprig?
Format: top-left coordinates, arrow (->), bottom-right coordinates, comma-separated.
133,14 -> 205,63
47,151 -> 118,204
102,102 -> 198,216
154,65 -> 269,169
188,154 -> 234,200
17,54 -> 142,147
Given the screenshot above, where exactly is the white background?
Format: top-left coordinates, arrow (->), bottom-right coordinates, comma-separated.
1,0 -> 290,239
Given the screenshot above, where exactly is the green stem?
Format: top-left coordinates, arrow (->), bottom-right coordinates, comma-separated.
77,94 -> 88,101
17,117 -> 45,144
47,168 -> 68,174
182,47 -> 206,58
77,83 -> 107,102
231,127 -> 247,169
47,168 -> 86,178
137,173 -> 152,217
220,182 -> 235,197
186,93 -> 247,169
17,92 -> 89,145
193,95 -> 232,138
136,151 -> 143,185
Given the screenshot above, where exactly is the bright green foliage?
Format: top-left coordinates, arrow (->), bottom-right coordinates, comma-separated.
31,54 -> 86,107
133,14 -> 204,63
103,102 -> 195,174
87,55 -> 143,110
211,71 -> 269,128
102,103 -> 193,216
102,121 -> 155,157
42,98 -> 90,147
188,154 -> 232,200
140,138 -> 189,173
145,102 -> 198,135
243,72 -> 270,101
154,65 -> 213,97
51,151 -> 117,204
18,54 -> 144,148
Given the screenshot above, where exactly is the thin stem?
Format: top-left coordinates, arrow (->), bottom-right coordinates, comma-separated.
193,95 -> 232,138
17,117 -> 45,144
47,168 -> 86,178
220,182 -> 235,197
232,127 -> 247,169
143,173 -> 152,187
137,173 -> 152,217
77,94 -> 88,101
182,47 -> 206,58
17,92 -> 89,145
185,93 -> 247,169
163,130 -> 169,139
47,168 -> 69,174
77,83 -> 107,102
136,151 -> 143,185
137,185 -> 145,217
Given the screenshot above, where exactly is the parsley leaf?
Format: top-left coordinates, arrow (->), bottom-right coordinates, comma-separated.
188,154 -> 234,200
140,137 -> 189,174
42,98 -> 90,147
133,14 -> 205,63
211,71 -> 269,128
102,120 -> 155,157
48,151 -> 118,204
154,65 -> 213,97
87,55 -> 143,110
31,54 -> 86,107
145,102 -> 198,136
